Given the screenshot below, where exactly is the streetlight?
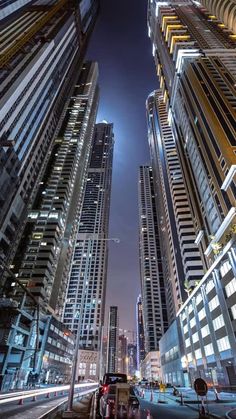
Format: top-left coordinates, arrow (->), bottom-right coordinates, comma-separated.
63,237 -> 119,417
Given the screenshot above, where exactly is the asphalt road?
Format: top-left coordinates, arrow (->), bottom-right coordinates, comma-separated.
139,398 -> 199,419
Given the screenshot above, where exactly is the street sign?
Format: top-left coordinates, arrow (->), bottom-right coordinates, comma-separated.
194,378 -> 208,396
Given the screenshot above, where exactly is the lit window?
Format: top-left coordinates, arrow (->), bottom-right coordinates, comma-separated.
231,304 -> 236,320
209,295 -> 220,312
192,332 -> 199,343
183,324 -> 188,334
190,317 -> 196,328
188,304 -> 193,314
195,348 -> 202,359
187,353 -> 192,362
185,338 -> 190,347
204,343 -> 214,356
213,314 -> 225,331
206,279 -> 214,294
196,294 -> 202,305
217,336 -> 230,352
201,325 -> 210,338
220,260 -> 231,277
198,307 -> 206,321
225,278 -> 236,298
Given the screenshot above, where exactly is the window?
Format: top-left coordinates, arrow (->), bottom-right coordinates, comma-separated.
198,307 -> 206,321
217,336 -> 230,352
187,353 -> 193,362
195,348 -> 202,359
186,338 -> 191,347
190,317 -> 196,328
183,324 -> 188,334
231,304 -> 236,320
79,362 -> 86,375
213,314 -> 225,331
196,294 -> 202,305
204,343 -> 214,356
225,278 -> 236,298
192,332 -> 199,343
209,295 -> 220,312
206,279 -> 214,294
220,260 -> 231,277
201,324 -> 210,338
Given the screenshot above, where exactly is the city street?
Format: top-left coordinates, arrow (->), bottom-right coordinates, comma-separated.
139,398 -> 199,419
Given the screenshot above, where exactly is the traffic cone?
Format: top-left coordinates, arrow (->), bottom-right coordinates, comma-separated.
61,390 -> 64,396
32,395 -> 37,402
142,389 -> 145,398
146,409 -> 151,419
180,393 -> 184,405
150,390 -> 153,402
214,388 -> 220,402
45,392 -> 50,398
18,398 -> 23,405
54,391 -> 57,397
104,403 -> 110,418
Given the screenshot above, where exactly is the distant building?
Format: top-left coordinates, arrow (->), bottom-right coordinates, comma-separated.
127,344 -> 137,378
117,335 -> 128,375
140,351 -> 161,382
107,306 -> 119,373
63,122 -> 114,380
138,166 -> 168,353
136,295 -> 146,369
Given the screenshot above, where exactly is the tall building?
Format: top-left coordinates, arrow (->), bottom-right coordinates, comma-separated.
0,61 -> 99,390
63,122 -> 114,380
147,0 -> 236,385
138,166 -> 168,353
199,0 -> 236,34
136,295 -> 146,369
107,306 -> 119,373
117,334 -> 128,375
0,0 -> 99,266
127,343 -> 137,378
146,90 -> 205,317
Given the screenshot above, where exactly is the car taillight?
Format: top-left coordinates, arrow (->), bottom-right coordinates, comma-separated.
102,385 -> 108,394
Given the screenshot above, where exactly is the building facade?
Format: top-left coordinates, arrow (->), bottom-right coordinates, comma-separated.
0,61 -> 99,390
140,351 -> 161,382
136,295 -> 146,369
63,122 -> 114,380
0,0 -> 99,266
138,166 -> 169,353
147,90 -> 205,317
117,334 -> 128,375
107,306 -> 119,373
127,343 -> 137,378
148,0 -> 236,386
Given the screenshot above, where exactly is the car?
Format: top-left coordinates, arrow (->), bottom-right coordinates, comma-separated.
99,383 -> 139,418
98,373 -> 128,402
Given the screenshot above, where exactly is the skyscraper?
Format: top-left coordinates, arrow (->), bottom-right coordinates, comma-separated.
117,334 -> 128,375
0,61 -> 99,389
0,0 -> 99,266
147,0 -> 236,386
136,295 -> 146,369
199,0 -> 236,34
63,122 -> 114,380
107,306 -> 119,373
146,90 -> 205,317
138,166 -> 168,353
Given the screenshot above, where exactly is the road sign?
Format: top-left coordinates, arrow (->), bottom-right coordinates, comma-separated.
194,378 -> 208,396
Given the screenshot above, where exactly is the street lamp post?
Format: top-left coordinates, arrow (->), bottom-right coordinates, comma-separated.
63,237 -> 119,417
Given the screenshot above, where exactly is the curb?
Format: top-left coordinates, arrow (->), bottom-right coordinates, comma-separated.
225,408 -> 236,419
185,403 -> 222,419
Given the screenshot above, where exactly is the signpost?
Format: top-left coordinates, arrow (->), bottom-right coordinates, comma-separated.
194,378 -> 209,418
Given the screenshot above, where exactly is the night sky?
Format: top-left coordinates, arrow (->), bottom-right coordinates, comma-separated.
86,0 -> 157,331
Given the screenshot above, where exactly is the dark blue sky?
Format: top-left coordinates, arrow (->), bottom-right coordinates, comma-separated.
86,0 -> 158,331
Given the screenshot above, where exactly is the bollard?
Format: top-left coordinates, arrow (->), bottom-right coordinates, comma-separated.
32,395 -> 37,402
45,392 -> 50,398
150,390 -> 153,402
104,403 -> 110,419
214,388 -> 220,402
180,392 -> 184,405
54,391 -> 57,397
18,398 -> 23,405
146,409 -> 151,419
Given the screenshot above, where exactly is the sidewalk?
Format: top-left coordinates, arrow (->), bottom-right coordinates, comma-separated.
136,387 -> 236,418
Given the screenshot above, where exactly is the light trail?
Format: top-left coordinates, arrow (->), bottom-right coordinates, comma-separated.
0,382 -> 98,405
